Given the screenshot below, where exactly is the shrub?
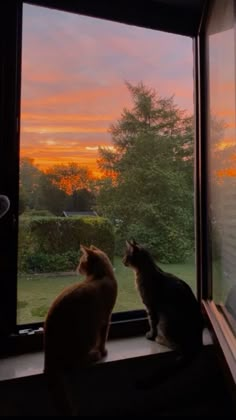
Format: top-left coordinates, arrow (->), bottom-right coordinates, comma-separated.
115,222 -> 193,263
23,251 -> 79,273
21,209 -> 54,218
18,216 -> 115,273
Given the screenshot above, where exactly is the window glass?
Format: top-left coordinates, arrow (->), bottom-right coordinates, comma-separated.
18,4 -> 194,324
207,0 -> 236,331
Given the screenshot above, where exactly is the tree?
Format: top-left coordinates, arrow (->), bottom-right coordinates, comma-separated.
19,160 -> 96,215
45,163 -> 93,195
19,158 -> 69,215
18,185 -> 27,215
66,188 -> 96,212
97,82 -> 194,262
20,157 -> 43,209
98,82 -> 193,176
37,173 -> 68,215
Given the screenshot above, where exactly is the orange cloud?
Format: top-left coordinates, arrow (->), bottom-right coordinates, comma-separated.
20,83 -> 131,176
20,5 -> 194,178
20,140 -> 113,176
22,125 -> 108,134
20,149 -> 101,175
21,112 -> 116,123
21,84 -> 129,110
20,111 -> 117,137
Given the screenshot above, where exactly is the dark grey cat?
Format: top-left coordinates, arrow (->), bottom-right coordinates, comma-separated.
123,239 -> 203,359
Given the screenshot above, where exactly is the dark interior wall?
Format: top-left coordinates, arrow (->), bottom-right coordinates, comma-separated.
0,347 -> 233,416
0,0 -> 234,416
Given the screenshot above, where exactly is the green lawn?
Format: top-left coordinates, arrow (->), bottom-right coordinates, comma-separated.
17,257 -> 196,324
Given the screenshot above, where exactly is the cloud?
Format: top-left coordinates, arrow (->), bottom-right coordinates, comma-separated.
20,4 -> 194,174
85,146 -> 99,151
41,139 -> 57,145
22,125 -> 108,134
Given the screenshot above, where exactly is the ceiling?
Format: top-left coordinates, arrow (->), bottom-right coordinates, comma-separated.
153,0 -> 203,5
28,0 -> 207,37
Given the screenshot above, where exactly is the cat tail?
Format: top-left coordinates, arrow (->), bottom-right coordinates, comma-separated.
44,347 -> 72,415
43,333 -> 69,413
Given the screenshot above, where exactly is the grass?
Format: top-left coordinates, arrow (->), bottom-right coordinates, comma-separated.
17,256 -> 196,324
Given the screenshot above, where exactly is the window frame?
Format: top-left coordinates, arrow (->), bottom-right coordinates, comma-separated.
0,2 -> 22,338
0,0 -> 203,344
1,0 -> 234,374
196,0 -> 236,392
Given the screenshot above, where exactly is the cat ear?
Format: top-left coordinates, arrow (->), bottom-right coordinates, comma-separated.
131,239 -> 141,249
126,240 -> 134,251
130,238 -> 138,246
90,245 -> 99,251
80,245 -> 90,255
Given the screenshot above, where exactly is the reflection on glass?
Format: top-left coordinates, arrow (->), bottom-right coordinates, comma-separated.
208,0 -> 236,328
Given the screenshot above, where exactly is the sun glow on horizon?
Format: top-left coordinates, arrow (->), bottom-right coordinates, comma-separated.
20,3 -> 194,182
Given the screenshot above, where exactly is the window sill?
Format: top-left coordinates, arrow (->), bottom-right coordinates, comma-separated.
0,329 -> 212,382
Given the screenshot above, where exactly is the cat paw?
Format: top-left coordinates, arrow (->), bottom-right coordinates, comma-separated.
100,348 -> 108,358
146,331 -> 156,341
88,350 -> 102,363
155,335 -> 169,346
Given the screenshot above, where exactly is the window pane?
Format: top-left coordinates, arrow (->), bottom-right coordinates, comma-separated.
207,0 -> 236,330
18,4 -> 194,324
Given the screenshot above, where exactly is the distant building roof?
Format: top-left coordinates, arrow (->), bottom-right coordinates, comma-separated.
62,211 -> 98,217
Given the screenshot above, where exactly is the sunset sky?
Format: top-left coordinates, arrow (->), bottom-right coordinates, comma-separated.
20,4 -> 194,175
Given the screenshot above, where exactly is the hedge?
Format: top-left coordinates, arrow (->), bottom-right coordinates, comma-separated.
18,216 -> 115,273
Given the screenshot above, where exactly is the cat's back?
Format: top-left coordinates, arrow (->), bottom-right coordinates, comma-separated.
159,271 -> 203,328
161,271 -> 197,304
45,274 -> 117,326
44,246 -> 118,372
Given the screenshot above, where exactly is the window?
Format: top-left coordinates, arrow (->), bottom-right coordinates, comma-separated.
17,3 -> 195,325
207,0 -> 236,337
1,0 -> 235,393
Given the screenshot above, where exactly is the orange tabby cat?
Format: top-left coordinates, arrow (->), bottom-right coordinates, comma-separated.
44,245 -> 117,373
